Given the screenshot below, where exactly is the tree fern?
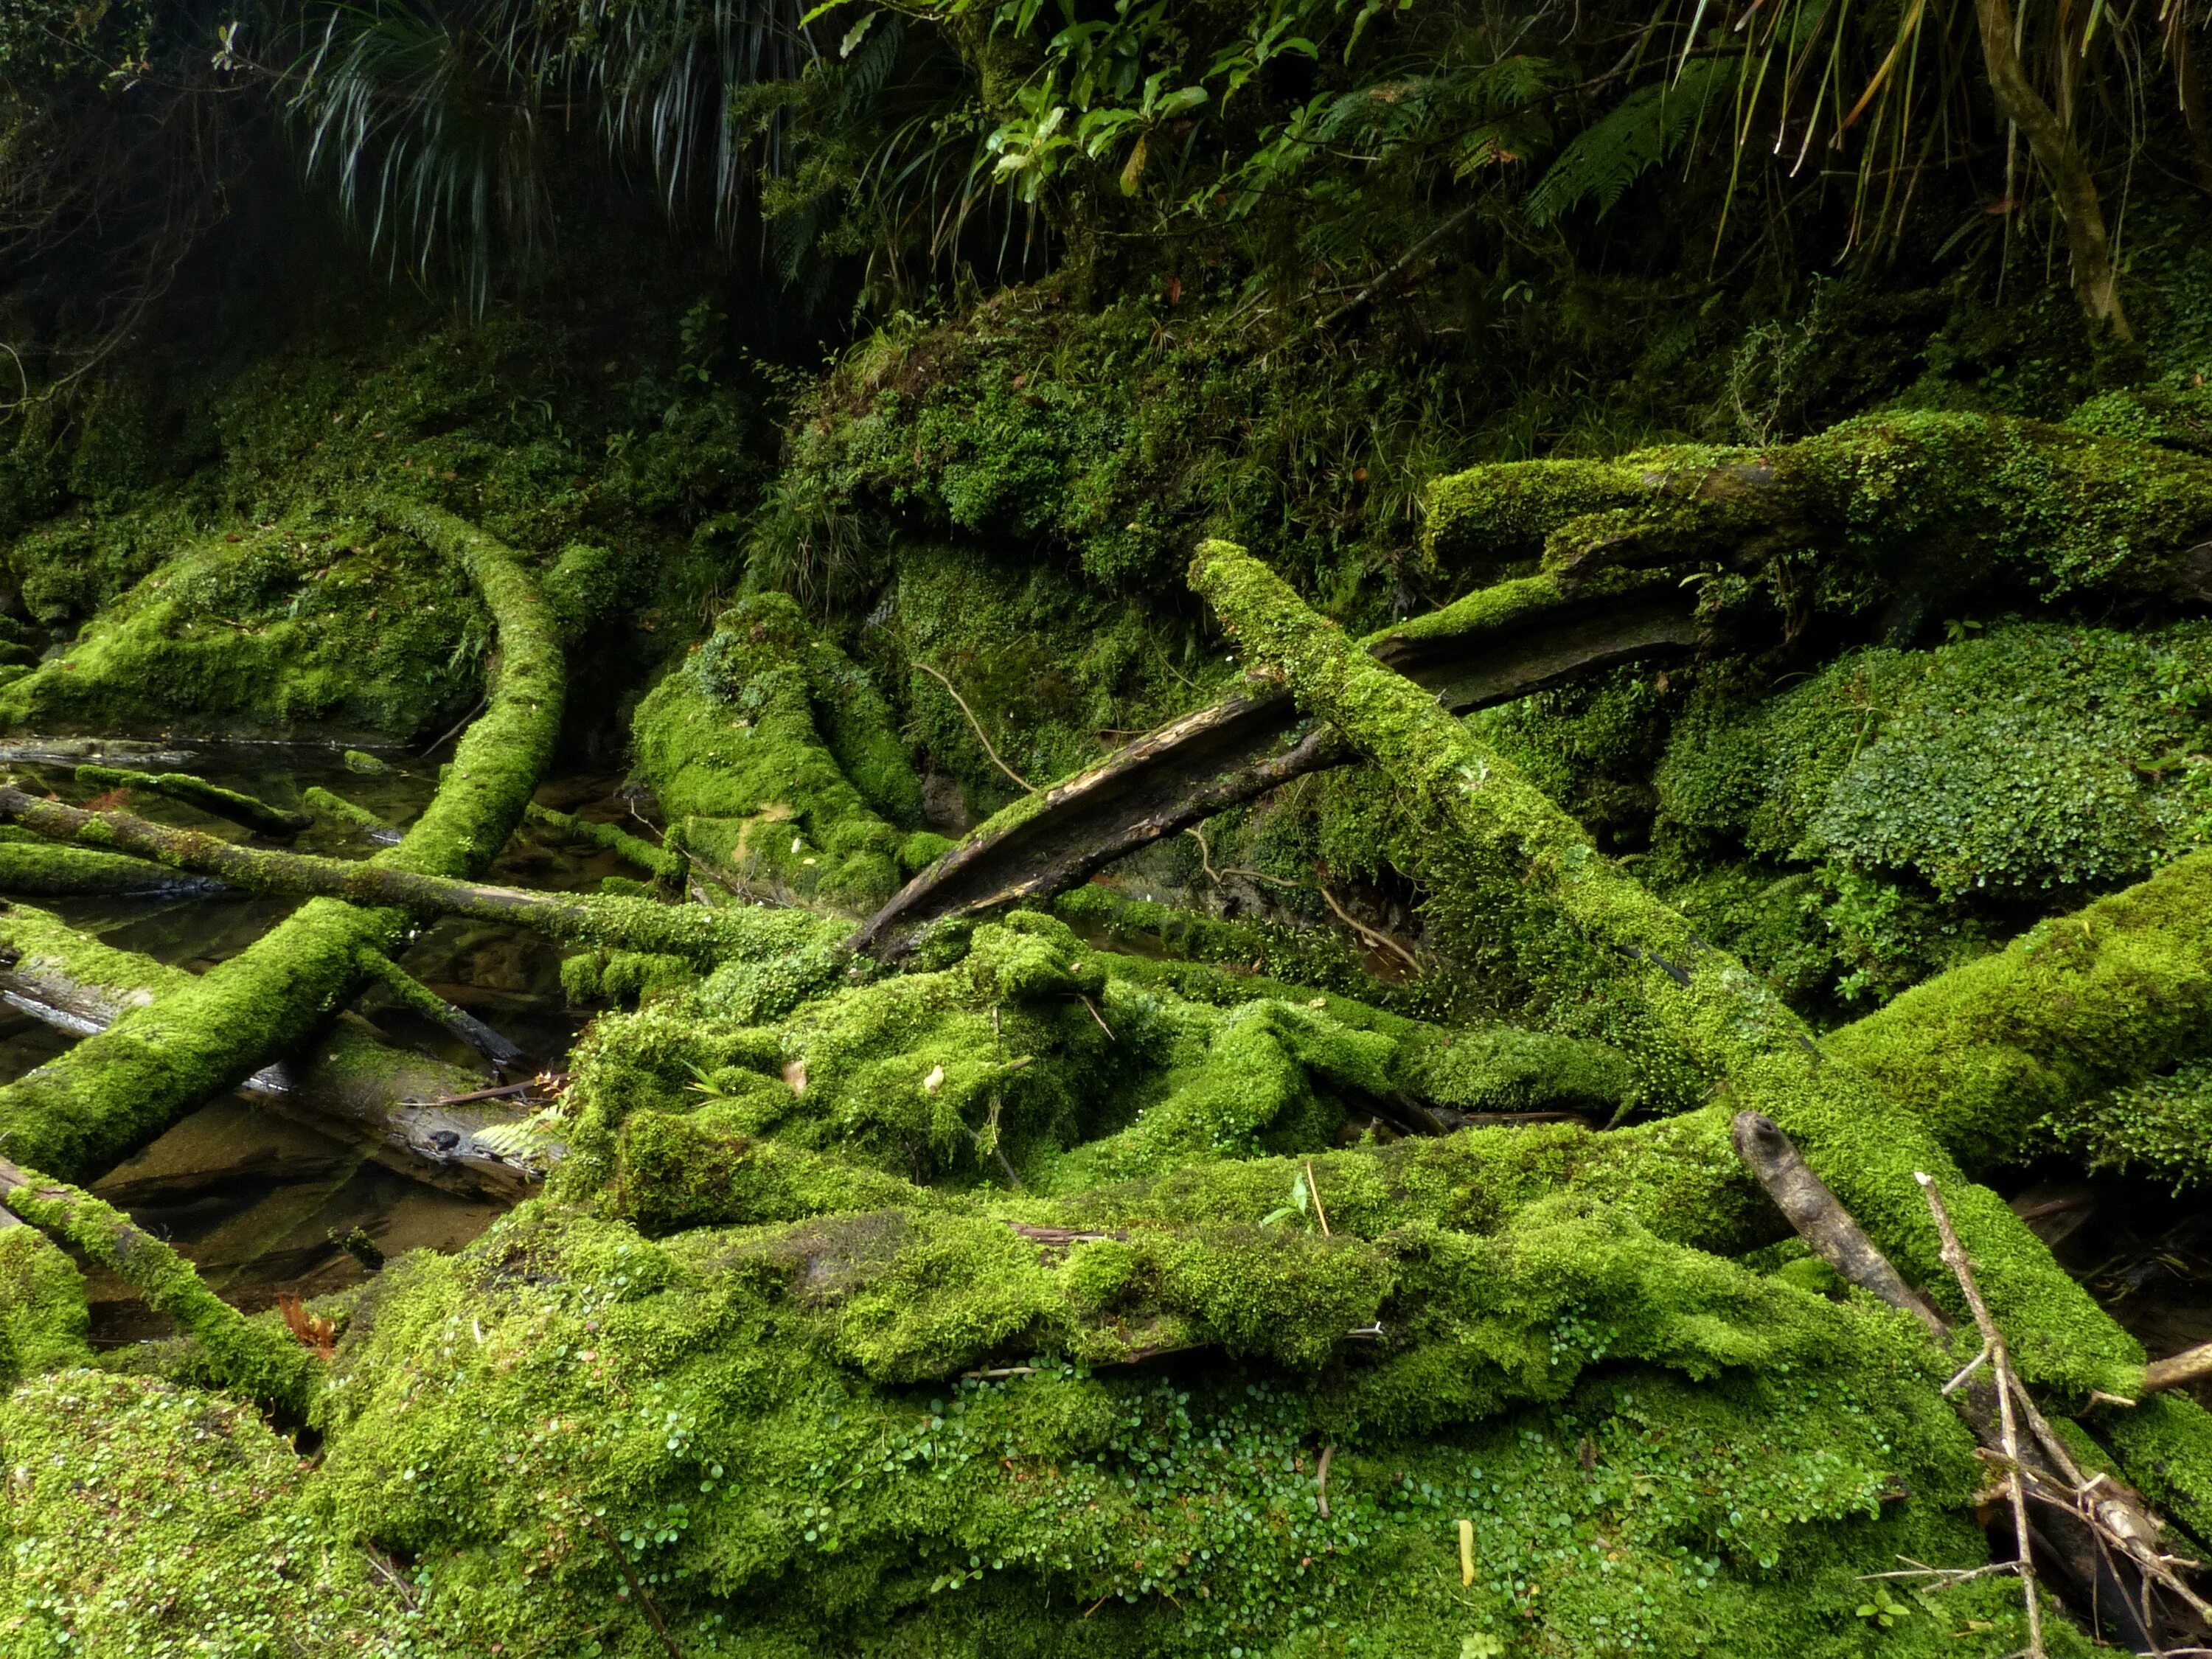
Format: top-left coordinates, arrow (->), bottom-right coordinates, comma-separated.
1523,55 -> 1738,226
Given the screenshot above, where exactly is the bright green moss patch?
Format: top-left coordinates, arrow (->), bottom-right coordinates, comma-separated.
633,592 -> 939,911
0,517 -> 493,739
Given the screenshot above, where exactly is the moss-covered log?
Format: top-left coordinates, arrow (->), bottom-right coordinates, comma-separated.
0,833 -> 222,896
1425,408 -> 2212,610
1826,849 -> 2212,1175
0,500 -> 564,1180
854,571 -> 1705,954
524,800 -> 685,888
0,901 -> 540,1198
1183,540 -> 2154,1387
72,764 -> 313,835
0,1157 -> 315,1416
303,785 -> 401,844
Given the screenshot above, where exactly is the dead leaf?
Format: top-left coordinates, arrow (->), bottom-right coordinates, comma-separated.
923,1064 -> 945,1094
783,1057 -> 808,1096
276,1292 -> 338,1360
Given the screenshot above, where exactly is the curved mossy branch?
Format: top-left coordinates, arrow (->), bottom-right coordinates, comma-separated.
852,571 -> 1706,956
1185,538 -> 2145,1400
72,765 -> 312,837
0,1157 -> 316,1417
525,801 -> 686,890
1425,409 -> 2212,602
0,500 -> 564,1180
1826,850 -> 2212,1176
0,902 -> 538,1200
0,835 -> 223,896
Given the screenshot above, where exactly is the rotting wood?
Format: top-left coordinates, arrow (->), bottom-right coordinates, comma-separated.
851,580 -> 1708,956
1733,1110 -> 2204,1649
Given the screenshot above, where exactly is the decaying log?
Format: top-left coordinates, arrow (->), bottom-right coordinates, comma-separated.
73,765 -> 313,837
851,576 -> 1706,956
0,499 -> 566,1180
1733,1111 -> 2205,1650
0,905 -> 540,1200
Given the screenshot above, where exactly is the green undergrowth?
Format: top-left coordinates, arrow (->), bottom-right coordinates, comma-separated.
1650,622 -> 2212,1012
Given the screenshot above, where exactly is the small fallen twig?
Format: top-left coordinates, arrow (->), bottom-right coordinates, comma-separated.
1318,883 -> 1421,973
1915,1171 -> 2043,1658
914,660 -> 1032,792
1316,1444 -> 1335,1518
1304,1160 -> 1332,1237
583,1511 -> 685,1659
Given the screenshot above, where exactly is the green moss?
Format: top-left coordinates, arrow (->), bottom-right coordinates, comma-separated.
74,764 -> 310,835
634,593 -> 934,911
0,835 -> 220,895
1186,538 -> 2149,1402
529,800 -> 686,888
5,1173 -> 313,1416
0,1224 -> 91,1386
1424,409 -> 2212,607
1827,850 -> 2212,1175
0,516 -> 493,739
0,500 -> 563,1179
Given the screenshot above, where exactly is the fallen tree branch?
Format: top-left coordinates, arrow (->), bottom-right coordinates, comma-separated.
0,902 -> 543,1200
354,946 -> 530,1073
0,1155 -> 316,1416
74,764 -> 312,837
0,498 -> 567,1180
852,574 -> 1704,956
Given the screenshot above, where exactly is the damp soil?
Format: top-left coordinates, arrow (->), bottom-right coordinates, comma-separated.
0,735 -> 652,1344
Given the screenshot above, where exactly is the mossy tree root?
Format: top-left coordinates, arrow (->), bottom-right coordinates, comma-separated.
0,787 -> 829,970
0,1157 -> 316,1417
0,498 -> 565,1180
72,765 -> 313,836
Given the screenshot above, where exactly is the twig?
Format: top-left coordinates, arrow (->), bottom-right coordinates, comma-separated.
1316,1444 -> 1335,1518
583,1512 -> 685,1659
1916,1171 -> 2045,1659
1076,992 -> 1116,1041
1318,201 -> 1483,330
1185,826 -> 1301,890
2144,1339 -> 2212,1395
914,661 -> 1032,792
1317,883 -> 1421,973
419,695 -> 487,758
1305,1160 -> 1332,1237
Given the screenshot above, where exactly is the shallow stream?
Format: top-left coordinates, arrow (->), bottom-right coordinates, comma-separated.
0,736 -> 641,1343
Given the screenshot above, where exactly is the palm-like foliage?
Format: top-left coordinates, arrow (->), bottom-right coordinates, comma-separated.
284,0 -> 816,305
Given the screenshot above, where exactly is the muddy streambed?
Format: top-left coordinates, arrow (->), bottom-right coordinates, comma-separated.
0,735 -> 639,1343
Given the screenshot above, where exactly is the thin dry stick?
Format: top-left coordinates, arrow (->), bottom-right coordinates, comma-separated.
583,1511 -> 685,1659
1316,1444 -> 1336,1517
1304,1160 -> 1332,1237
914,661 -> 1032,792
1185,825 -> 1300,890
1318,883 -> 1422,973
1915,1171 -> 2044,1659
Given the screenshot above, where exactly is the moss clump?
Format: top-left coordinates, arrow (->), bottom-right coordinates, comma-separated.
0,517 -> 493,739
0,1225 -> 90,1386
633,591 -> 945,910
1425,408 -> 2212,607
1647,623 -> 2212,1009
1826,849 -> 2212,1175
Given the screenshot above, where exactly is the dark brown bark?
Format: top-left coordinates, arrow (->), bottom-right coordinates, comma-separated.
849,584 -> 1705,956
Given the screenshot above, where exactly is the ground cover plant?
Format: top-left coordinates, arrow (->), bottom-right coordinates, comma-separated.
10,0 -> 2212,1652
